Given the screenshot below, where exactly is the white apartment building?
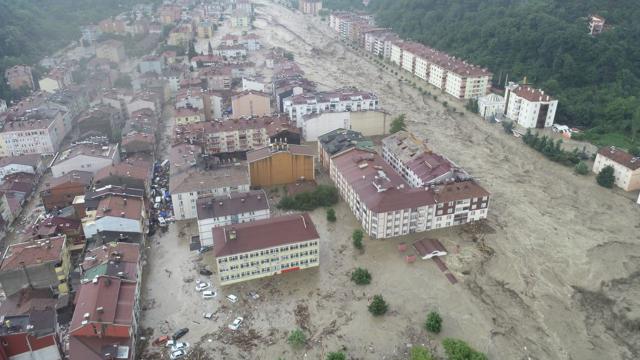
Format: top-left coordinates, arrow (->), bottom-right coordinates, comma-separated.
504,82 -> 558,128
390,42 -> 403,67
301,110 -> 389,141
0,108 -> 68,157
51,143 -> 119,178
196,190 -> 270,247
593,146 -> 640,191
330,147 -> 490,239
213,213 -> 320,286
283,88 -> 379,127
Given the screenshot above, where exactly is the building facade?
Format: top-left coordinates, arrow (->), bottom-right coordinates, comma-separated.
301,110 -> 389,141
593,147 -> 640,191
247,144 -> 316,187
504,82 -> 558,128
283,88 -> 379,127
231,91 -> 272,119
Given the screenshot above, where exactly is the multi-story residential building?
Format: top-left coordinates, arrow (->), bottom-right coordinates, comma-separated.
81,24 -> 102,44
0,106 -> 68,156
81,195 -> 146,243
503,82 -> 558,128
0,98 -> 6,113
317,128 -> 373,171
329,12 -> 373,41
197,190 -> 270,247
231,91 -> 272,118
197,20 -> 216,38
93,158 -> 153,193
41,170 -> 93,211
0,308 -> 63,360
0,236 -> 71,296
39,66 -> 73,93
76,104 -> 122,140
299,0 -> 322,15
96,40 -> 126,63
230,10 -> 250,28
364,30 -> 396,58
301,109 -> 389,141
593,146 -> 640,191
247,144 -> 316,187
382,131 -> 470,188
175,87 -> 205,110
4,65 -> 35,91
200,66 -> 232,91
174,107 -> 205,125
477,93 -> 505,119
0,154 -> 43,181
51,143 -> 119,177
283,87 -> 379,127
242,33 -> 261,51
139,55 -> 164,74
213,213 -> 320,286
330,147 -> 490,239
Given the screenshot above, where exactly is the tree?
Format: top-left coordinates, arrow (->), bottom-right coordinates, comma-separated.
287,329 -> 306,348
351,267 -> 371,285
326,352 -> 346,360
425,311 -> 442,333
502,120 -> 514,134
410,346 -> 434,360
465,99 -> 479,113
574,161 -> 589,175
596,166 -> 615,188
390,114 -> 406,133
442,338 -> 488,360
113,74 -> 132,89
352,229 -> 363,250
326,208 -> 336,222
368,295 -> 388,316
188,41 -> 197,60
629,146 -> 640,157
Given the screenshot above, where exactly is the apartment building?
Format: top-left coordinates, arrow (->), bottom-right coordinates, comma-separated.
330,148 -> 490,239
174,107 -> 205,125
231,91 -> 272,118
247,144 -> 316,187
504,82 -> 558,128
51,143 -> 119,177
283,88 -> 379,127
38,66 -> 73,94
213,213 -> 320,286
301,109 -> 389,141
299,0 -> 322,15
81,195 -> 146,243
4,65 -> 34,91
41,170 -> 93,211
0,308 -> 63,360
364,30 -> 397,59
0,107 -> 68,156
329,12 -> 373,41
317,128 -> 373,171
197,190 -> 270,247
593,146 -> 640,191
96,40 -> 127,63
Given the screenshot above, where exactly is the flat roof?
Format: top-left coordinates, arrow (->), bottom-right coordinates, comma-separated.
170,164 -> 250,194
54,143 -> 118,165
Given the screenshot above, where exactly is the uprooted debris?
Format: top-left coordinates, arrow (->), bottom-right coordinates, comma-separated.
213,328 -> 263,352
294,303 -> 311,330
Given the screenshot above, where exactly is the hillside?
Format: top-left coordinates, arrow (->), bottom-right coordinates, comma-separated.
338,0 -> 640,146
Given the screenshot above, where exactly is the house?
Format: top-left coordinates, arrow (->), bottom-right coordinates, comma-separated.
301,110 -> 389,141
0,309 -> 63,360
81,195 -> 146,244
221,34 -> 239,46
68,276 -> 138,360
0,172 -> 37,224
121,132 -> 155,155
504,82 -> 558,128
213,213 -> 320,286
93,159 -> 153,193
317,128 -> 373,171
27,216 -> 84,252
589,14 -> 606,35
593,147 -> 640,191
41,170 -> 93,211
76,185 -> 145,219
247,144 -> 316,187
241,33 -> 261,51
51,143 -> 119,178
299,0 -> 323,15
138,55 -> 164,75
283,87 -> 379,127
76,104 -> 123,140
0,236 -> 71,297
197,190 -> 270,247
79,242 -> 140,284
242,77 -> 269,93
477,93 -> 505,120
330,147 -> 490,239
174,107 -> 205,125
4,65 -> 35,91
231,91 -> 272,118
0,154 -> 44,181
96,40 -> 126,63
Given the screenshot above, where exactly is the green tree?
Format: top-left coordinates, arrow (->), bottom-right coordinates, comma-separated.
188,41 -> 197,60
352,229 -> 363,250
326,352 -> 346,360
368,295 -> 388,316
596,166 -> 615,188
442,338 -> 488,360
326,208 -> 336,222
574,161 -> 589,175
410,346 -> 434,360
113,74 -> 132,89
629,146 -> 640,157
502,120 -> 514,134
425,311 -> 442,333
390,114 -> 406,133
287,329 -> 306,348
351,267 -> 371,285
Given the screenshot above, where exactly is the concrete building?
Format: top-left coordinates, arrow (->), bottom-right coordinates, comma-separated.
0,107 -> 68,156
504,82 -> 558,128
242,77 -> 269,93
230,10 -> 250,28
96,40 -> 126,63
139,55 -> 164,74
317,128 -> 373,171
121,132 -> 156,155
197,190 -> 270,247
213,213 -> 320,286
38,66 -> 73,93
76,104 -> 122,140
283,88 -> 379,127
593,146 -> 640,191
174,107 -> 205,125
330,147 -> 490,239
41,170 -> 93,211
231,91 -> 272,118
51,143 -> 119,178
247,144 -> 316,187
299,0 -> 322,15
196,20 -> 216,38
0,154 -> 43,181
301,110 -> 389,141
81,195 -> 146,243
93,159 -> 153,193
0,309 -> 62,360
589,14 -> 606,35
477,93 -> 505,119
0,236 -> 71,297
4,65 -> 35,91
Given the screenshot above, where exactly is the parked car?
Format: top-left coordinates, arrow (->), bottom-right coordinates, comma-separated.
199,269 -> 213,276
158,217 -> 167,227
171,342 -> 189,352
195,282 -> 210,292
202,290 -> 217,299
203,312 -> 214,320
170,349 -> 186,359
228,316 -> 243,330
226,294 -> 238,303
172,328 -> 189,340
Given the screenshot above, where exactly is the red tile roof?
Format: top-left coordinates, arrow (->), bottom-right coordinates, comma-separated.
213,213 -> 319,257
197,190 -> 269,220
95,196 -> 143,220
0,236 -> 66,271
598,147 -> 640,170
70,276 -> 135,332
94,160 -> 152,184
511,84 -> 554,102
81,242 -> 140,272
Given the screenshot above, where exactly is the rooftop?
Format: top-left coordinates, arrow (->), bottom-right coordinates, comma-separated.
70,276 -> 136,332
0,236 -> 66,272
598,146 -> 640,170
170,164 -> 249,194
318,128 -> 373,156
287,87 -> 377,105
173,115 -> 298,143
213,213 -> 319,257
43,170 -> 93,190
508,83 -> 554,102
247,143 -> 316,163
197,190 -> 269,220
95,195 -> 143,220
0,154 -> 42,168
54,143 -> 118,165
94,159 -> 153,184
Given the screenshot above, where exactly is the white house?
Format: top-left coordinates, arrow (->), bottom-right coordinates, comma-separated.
51,143 -> 119,178
478,93 -> 505,119
504,82 -> 558,128
593,146 -> 640,191
196,190 -> 270,247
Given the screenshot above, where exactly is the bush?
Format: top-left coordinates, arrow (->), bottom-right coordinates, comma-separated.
574,161 -> 589,175
596,165 -> 615,188
442,338 -> 488,360
326,352 -> 346,360
368,295 -> 388,316
425,311 -> 442,333
326,208 -> 336,222
502,120 -> 514,134
410,346 -> 434,360
277,185 -> 339,211
629,146 -> 640,157
390,114 -> 407,134
352,229 -> 363,250
521,130 -> 583,166
351,267 -> 371,285
287,329 -> 306,348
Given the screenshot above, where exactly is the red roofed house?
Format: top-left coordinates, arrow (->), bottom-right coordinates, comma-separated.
81,195 -> 146,244
93,159 -> 153,193
213,213 -> 320,285
0,309 -> 63,360
593,146 -> 640,191
121,132 -> 156,155
41,170 -> 93,211
504,81 -> 558,129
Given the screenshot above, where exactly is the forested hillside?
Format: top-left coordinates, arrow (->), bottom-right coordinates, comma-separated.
347,0 -> 640,145
0,0 -> 155,102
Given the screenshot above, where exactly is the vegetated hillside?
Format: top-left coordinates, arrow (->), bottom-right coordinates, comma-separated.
363,0 -> 640,146
0,0 -> 156,101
